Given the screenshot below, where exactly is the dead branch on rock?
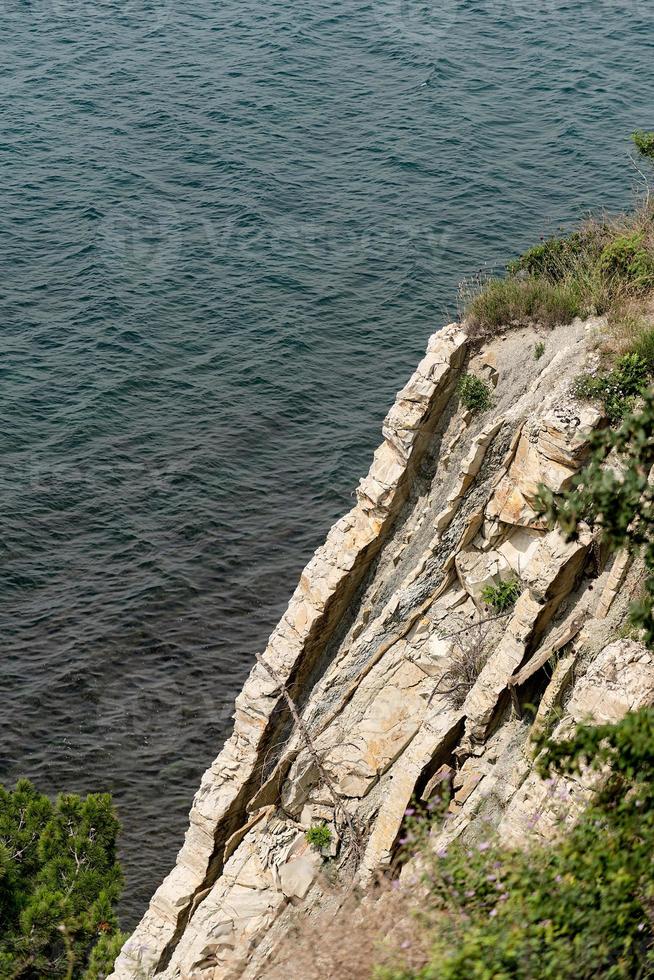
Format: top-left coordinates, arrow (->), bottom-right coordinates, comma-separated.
432,618 -> 492,709
255,653 -> 364,859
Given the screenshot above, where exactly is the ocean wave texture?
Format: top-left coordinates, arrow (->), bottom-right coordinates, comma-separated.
1,0 -> 653,924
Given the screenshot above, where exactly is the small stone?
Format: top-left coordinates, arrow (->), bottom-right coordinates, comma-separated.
279,856 -> 318,900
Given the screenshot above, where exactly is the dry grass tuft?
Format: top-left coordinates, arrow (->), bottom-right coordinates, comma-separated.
434,621 -> 490,710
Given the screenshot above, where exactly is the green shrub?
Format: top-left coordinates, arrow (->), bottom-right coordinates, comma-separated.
306,824 -> 332,850
456,374 -> 492,414
379,708 -> 654,980
507,231 -> 594,282
83,933 -> 127,980
466,277 -> 580,333
480,578 -> 521,612
539,389 -> 654,645
632,129 -> 654,161
534,341 -> 545,360
598,232 -> 654,290
573,351 -> 649,423
616,350 -> 650,390
0,780 -> 125,978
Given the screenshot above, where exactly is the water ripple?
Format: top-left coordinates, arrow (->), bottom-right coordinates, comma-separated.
1,0 -> 653,926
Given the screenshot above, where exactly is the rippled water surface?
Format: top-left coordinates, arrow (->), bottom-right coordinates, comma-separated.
1,0 -> 653,924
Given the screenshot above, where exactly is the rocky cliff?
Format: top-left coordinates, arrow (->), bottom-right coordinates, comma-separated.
111,318 -> 653,980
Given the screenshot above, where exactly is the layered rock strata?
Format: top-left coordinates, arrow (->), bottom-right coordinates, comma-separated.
112,318 -> 651,980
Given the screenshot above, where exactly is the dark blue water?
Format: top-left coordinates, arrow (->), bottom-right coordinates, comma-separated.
1,0 -> 653,924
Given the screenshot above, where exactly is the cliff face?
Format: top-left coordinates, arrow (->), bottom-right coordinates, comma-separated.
111,320 -> 653,980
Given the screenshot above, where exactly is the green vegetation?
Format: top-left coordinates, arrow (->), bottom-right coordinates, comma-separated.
465,276 -> 580,333
456,374 -> 492,414
481,578 -> 521,613
632,129 -> 654,162
598,232 -> 654,290
305,824 -> 332,850
506,230 -> 600,281
572,350 -> 651,423
379,707 -> 654,980
534,341 -> 545,360
0,780 -> 125,979
539,389 -> 654,646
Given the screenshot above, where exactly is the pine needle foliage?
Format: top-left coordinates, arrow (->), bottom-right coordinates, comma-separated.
0,780 -> 125,979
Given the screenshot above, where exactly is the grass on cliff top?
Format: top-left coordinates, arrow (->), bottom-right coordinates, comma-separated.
462,275 -> 582,333
461,151 -> 654,337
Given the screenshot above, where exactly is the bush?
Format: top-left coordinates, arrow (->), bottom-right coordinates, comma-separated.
534,341 -> 545,360
305,824 -> 332,850
378,708 -> 654,980
456,374 -> 492,414
507,231 -> 596,282
572,351 -> 649,423
0,780 -> 125,978
598,232 -> 654,291
464,137 -> 654,340
632,129 -> 654,161
466,277 -> 580,333
481,578 -> 521,612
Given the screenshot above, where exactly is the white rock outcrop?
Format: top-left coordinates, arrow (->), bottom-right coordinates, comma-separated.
111,326 -> 466,979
